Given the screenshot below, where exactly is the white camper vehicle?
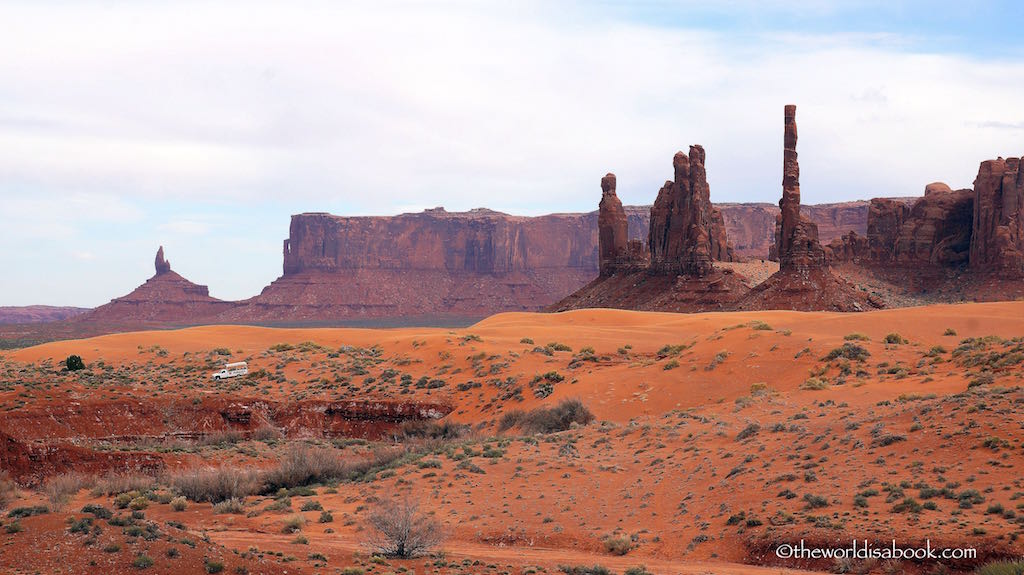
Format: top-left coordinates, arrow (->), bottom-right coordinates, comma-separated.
211,361 -> 248,380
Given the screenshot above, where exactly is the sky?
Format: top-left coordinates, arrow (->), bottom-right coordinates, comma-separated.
2,1 -> 1023,307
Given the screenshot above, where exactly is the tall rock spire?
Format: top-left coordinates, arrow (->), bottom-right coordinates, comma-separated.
155,246 -> 171,275
597,173 -> 629,276
775,105 -> 826,271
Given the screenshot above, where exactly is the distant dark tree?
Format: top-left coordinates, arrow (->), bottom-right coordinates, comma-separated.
65,355 -> 85,371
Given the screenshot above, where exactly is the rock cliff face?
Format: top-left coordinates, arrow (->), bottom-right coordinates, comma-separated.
81,247 -> 236,323
720,202 -> 871,261
226,209 -> 608,321
970,156 -> 1024,276
830,183 -> 975,273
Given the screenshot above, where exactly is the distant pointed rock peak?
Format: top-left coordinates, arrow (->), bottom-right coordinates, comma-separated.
155,246 -> 171,275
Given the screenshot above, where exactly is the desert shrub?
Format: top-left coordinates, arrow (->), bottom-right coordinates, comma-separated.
7,505 -> 48,518
169,496 -> 188,511
604,536 -> 632,555
872,434 -> 906,447
133,555 -> 155,569
398,419 -> 469,440
976,561 -> 1024,575
656,344 -> 688,358
803,494 -> 829,509
969,373 -> 995,388
364,497 -> 443,558
944,328 -> 958,336
884,333 -> 907,345
261,445 -> 350,491
65,355 -> 86,371
559,566 -> 612,575
282,514 -> 307,534
531,371 -> 564,384
844,333 -> 870,341
129,496 -> 149,511
736,423 -> 761,441
319,510 -> 334,523
520,338 -> 534,344
212,498 -> 246,514
171,468 -> 260,503
300,500 -> 323,512
205,559 -> 224,573
800,378 -> 828,390
498,398 -> 594,434
0,471 -> 16,511
624,567 -> 652,575
823,343 -> 870,362
92,473 -> 155,496
81,503 -> 113,519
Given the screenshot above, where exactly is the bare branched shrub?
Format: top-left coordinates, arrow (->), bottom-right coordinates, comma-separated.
0,471 -> 17,511
171,468 -> 260,503
44,473 -> 87,512
499,398 -> 594,434
91,472 -> 156,497
364,497 -> 444,558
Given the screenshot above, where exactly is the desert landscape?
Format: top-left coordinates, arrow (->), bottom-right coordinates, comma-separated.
3,303 -> 1024,574
4,3 -> 1024,575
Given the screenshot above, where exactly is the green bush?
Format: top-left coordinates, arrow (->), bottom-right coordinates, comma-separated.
823,343 -> 870,362
884,333 -> 907,345
132,555 -> 155,569
65,355 -> 85,371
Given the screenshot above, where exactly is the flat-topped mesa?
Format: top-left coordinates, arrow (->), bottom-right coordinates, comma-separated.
597,173 -> 631,276
155,246 -> 171,275
970,156 -> 1024,276
775,105 -> 827,271
648,146 -> 717,277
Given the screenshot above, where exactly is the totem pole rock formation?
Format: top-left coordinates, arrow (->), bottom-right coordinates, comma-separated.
775,105 -> 827,271
734,105 -> 879,312
597,173 -> 630,276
